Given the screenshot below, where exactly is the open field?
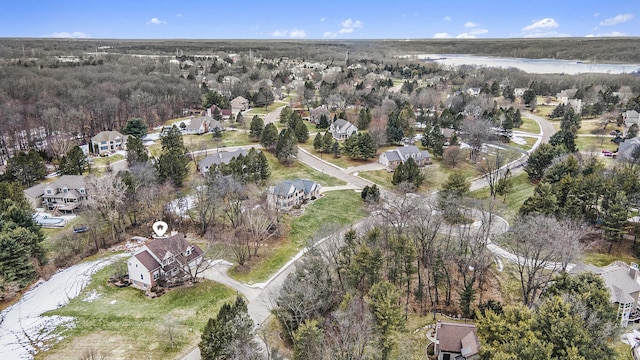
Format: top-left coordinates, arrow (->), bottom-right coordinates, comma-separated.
299,142 -> 396,169
41,263 -> 235,360
575,135 -> 618,152
358,169 -> 394,189
266,152 -> 345,187
229,190 -> 366,283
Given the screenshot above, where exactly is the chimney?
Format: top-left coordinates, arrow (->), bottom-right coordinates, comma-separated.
630,263 -> 639,281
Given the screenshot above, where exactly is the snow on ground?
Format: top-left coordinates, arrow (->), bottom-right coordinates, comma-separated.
511,135 -> 528,145
0,254 -> 125,360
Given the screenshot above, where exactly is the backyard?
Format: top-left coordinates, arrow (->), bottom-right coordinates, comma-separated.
40,263 -> 235,360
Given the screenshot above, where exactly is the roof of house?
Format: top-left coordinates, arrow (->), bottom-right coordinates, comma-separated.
143,233 -> 204,264
271,178 -> 319,197
441,128 -> 456,138
135,250 -> 161,271
618,137 -> 640,159
332,119 -> 358,134
570,262 -> 640,304
382,146 -> 431,163
92,130 -> 126,143
199,149 -> 248,170
436,322 -> 479,356
231,96 -> 249,106
624,110 -> 639,119
25,175 -> 87,198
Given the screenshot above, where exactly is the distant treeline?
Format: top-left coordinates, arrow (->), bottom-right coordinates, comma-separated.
1,38 -> 639,63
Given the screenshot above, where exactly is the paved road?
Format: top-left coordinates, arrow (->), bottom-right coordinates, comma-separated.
180,107 -> 559,360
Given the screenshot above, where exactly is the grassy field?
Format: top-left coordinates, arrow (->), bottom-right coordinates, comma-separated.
358,169 -> 394,189
266,152 -> 345,187
244,102 -> 286,116
575,135 -> 618,152
423,158 -> 480,192
518,117 -> 541,134
299,142 -> 396,170
577,119 -> 624,135
582,252 -> 639,267
535,104 -> 555,118
89,154 -> 125,167
470,172 -> 535,221
41,263 -> 235,360
229,190 -> 366,284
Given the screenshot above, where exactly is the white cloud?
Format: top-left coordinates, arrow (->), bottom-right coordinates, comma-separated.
176,13 -> 183,17
456,28 -> 488,38
464,21 -> 478,28
593,12 -> 600,17
147,17 -> 166,25
585,31 -> 627,37
45,31 -> 90,38
443,16 -> 451,21
433,32 -> 451,38
271,30 -> 288,37
600,13 -> 634,26
338,28 -> 354,34
522,18 -> 559,32
340,18 -> 363,29
289,29 -> 306,38
323,31 -> 337,38
523,31 -> 570,38
320,17 -> 325,22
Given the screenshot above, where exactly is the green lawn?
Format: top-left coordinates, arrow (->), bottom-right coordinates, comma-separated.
577,119 -> 624,135
229,190 -> 366,284
42,262 -> 235,360
244,102 -> 286,116
424,158 -> 480,192
575,135 -> 617,152
518,117 -> 541,134
299,142 -> 396,170
359,169 -> 394,189
90,154 -> 125,167
535,104 -> 555,117
470,172 -> 536,222
582,252 -> 639,267
266,152 -> 345,187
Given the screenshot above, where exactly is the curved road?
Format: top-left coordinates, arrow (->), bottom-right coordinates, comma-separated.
180,108 -> 560,360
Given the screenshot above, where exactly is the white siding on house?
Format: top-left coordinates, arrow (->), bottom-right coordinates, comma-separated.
127,257 -> 152,289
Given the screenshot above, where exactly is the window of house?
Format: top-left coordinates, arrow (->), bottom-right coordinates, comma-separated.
443,354 -> 450,360
153,272 -> 159,280
186,247 -> 192,256
140,274 -> 144,280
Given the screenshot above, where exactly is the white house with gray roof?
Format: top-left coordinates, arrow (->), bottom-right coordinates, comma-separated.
267,179 -> 320,211
91,130 -> 128,154
24,175 -> 87,212
198,149 -> 248,175
183,116 -> 223,135
379,145 -> 431,170
329,119 -> 358,140
570,261 -> 640,327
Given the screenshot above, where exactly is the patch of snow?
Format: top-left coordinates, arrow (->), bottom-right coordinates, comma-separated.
0,254 -> 126,360
511,136 -> 527,145
109,300 -> 117,305
168,195 -> 196,218
82,290 -> 100,302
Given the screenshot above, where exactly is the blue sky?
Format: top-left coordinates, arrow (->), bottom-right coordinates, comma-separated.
0,0 -> 637,39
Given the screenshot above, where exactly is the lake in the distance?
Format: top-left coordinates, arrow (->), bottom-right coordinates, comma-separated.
408,53 -> 640,75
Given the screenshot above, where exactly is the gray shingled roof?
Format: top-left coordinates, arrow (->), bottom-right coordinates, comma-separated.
384,150 -> 402,162
135,250 -> 161,271
572,262 -> 640,305
618,137 -> 640,159
271,178 -> 318,197
332,119 -> 357,134
437,322 -> 479,356
199,149 -> 248,171
91,130 -> 126,143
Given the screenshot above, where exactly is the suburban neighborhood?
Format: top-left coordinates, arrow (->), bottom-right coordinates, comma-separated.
0,15 -> 640,360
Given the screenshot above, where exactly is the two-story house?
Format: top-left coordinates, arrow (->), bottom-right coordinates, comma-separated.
267,179 -> 321,211
23,175 -> 88,212
198,149 -> 248,175
329,119 -> 358,140
91,130 -> 128,154
435,321 -> 480,360
127,233 -> 204,290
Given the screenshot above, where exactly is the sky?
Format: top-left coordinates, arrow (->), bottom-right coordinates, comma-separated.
0,0 -> 638,39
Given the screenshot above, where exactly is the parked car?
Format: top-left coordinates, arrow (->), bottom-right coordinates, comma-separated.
602,150 -> 613,157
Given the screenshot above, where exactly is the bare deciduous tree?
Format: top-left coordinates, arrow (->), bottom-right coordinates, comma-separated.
506,215 -> 584,306
477,148 -> 507,198
85,173 -> 126,246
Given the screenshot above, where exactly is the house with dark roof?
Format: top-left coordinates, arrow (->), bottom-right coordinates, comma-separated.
617,137 -> 640,160
23,175 -> 87,212
379,145 -> 432,170
329,119 -> 358,140
127,233 -> 204,290
91,130 -> 128,154
570,261 -> 640,327
198,149 -> 248,175
183,116 -> 223,135
267,179 -> 320,211
435,322 -> 480,360
207,104 -> 232,121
